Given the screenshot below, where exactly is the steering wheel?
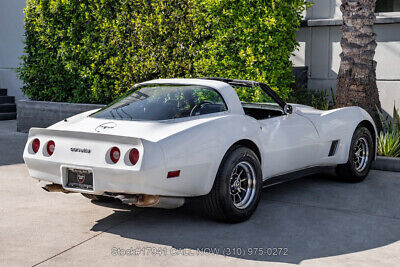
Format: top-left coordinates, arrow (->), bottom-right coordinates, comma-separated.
190,101 -> 213,116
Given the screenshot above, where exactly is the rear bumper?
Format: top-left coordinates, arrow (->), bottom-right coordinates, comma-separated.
24,157 -> 209,197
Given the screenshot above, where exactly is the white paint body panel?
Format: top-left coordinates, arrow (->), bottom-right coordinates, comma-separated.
23,79 -> 377,197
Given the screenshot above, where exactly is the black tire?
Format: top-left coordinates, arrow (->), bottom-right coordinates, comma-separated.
335,126 -> 374,183
196,146 -> 262,223
81,193 -> 113,202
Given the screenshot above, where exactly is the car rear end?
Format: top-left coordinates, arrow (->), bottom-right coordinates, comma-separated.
22,127 -> 190,198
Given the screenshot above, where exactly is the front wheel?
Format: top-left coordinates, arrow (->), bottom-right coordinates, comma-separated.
198,146 -> 262,223
336,126 -> 374,183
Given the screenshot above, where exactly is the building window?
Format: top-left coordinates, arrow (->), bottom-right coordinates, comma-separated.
376,0 -> 400,12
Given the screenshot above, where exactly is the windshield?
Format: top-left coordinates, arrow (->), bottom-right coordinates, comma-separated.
91,84 -> 228,121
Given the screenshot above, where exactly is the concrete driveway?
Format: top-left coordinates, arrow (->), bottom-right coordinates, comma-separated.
1,120 -> 400,266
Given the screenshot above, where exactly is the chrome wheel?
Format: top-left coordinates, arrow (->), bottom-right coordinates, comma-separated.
229,161 -> 257,210
353,137 -> 369,172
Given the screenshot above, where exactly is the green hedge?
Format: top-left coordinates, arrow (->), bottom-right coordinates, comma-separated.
19,0 -> 308,104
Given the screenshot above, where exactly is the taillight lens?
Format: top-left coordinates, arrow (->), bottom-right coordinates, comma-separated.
47,140 -> 55,156
32,138 -> 40,154
129,148 -> 140,165
110,147 -> 120,163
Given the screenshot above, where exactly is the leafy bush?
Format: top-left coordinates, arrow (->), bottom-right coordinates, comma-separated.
18,0 -> 308,104
377,105 -> 400,157
195,0 -> 310,102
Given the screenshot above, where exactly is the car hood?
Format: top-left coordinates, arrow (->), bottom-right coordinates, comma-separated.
48,109 -> 227,143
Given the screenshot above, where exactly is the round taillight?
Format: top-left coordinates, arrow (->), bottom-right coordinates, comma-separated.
47,140 -> 55,156
129,148 -> 140,165
110,147 -> 120,163
32,138 -> 40,154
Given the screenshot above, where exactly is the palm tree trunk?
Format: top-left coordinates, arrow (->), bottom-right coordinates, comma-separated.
336,0 -> 382,131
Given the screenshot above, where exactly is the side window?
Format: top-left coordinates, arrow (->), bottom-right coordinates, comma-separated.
189,88 -> 228,116
234,85 -> 275,104
234,85 -> 284,120
376,0 -> 400,12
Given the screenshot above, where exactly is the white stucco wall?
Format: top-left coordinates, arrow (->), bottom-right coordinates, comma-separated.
293,1 -> 400,116
0,0 -> 26,100
305,0 -> 342,20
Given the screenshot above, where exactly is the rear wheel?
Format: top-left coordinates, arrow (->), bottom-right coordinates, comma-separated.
197,146 -> 262,223
335,126 -> 374,183
81,193 -> 113,202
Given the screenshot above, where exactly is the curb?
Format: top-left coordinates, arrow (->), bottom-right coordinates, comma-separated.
372,156 -> 400,172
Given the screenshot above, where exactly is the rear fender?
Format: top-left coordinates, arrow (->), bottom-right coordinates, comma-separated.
158,115 -> 262,196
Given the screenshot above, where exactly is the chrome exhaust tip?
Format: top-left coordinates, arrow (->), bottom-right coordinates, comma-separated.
115,195 -> 139,205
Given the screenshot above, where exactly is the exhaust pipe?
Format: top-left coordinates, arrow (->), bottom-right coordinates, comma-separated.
155,196 -> 185,209
42,184 -> 71,193
136,195 -> 160,207
115,194 -> 184,209
115,195 -> 139,205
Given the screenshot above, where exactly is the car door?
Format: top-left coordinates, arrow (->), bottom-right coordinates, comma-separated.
258,110 -> 320,179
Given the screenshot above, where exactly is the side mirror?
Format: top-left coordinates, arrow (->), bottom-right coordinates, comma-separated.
284,104 -> 293,115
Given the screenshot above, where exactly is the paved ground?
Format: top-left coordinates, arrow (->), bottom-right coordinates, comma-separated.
1,120 -> 400,266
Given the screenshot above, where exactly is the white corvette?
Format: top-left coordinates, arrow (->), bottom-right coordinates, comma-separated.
23,78 -> 377,222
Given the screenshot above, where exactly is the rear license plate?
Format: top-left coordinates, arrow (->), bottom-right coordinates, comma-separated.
66,169 -> 93,190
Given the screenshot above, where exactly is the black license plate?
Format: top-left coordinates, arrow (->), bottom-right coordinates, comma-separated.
67,169 -> 93,190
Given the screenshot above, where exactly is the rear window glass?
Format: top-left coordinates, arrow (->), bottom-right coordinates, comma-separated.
91,84 -> 227,121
